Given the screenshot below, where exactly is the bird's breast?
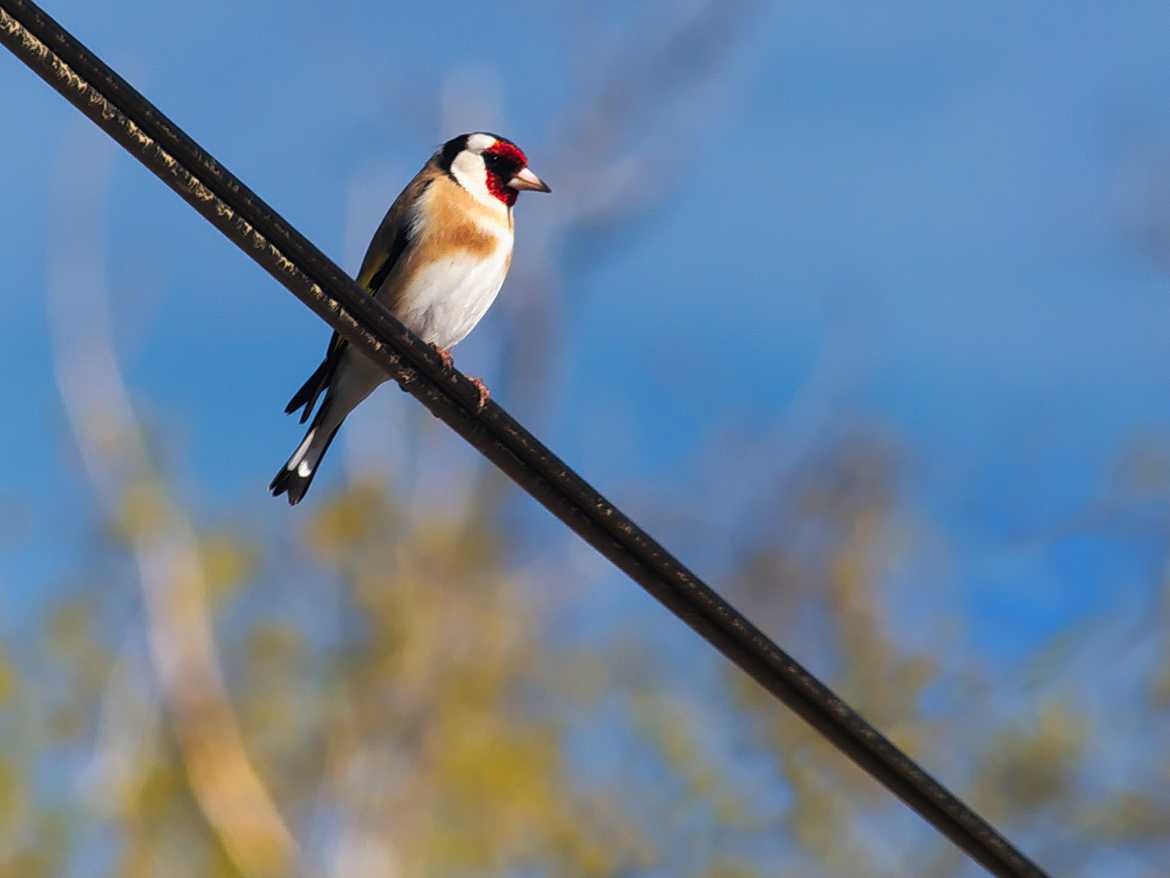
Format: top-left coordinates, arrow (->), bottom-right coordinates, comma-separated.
391,231 -> 513,351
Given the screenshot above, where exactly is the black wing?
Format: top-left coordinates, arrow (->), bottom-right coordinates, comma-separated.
282,177 -> 425,422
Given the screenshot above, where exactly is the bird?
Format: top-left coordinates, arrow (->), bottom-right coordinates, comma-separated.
269,132 -> 550,505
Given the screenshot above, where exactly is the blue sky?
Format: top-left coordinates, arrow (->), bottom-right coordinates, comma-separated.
8,3 -> 1170,874
3,0 -> 1170,708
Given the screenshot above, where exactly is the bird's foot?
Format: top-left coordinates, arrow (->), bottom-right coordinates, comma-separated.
469,377 -> 491,412
430,343 -> 454,371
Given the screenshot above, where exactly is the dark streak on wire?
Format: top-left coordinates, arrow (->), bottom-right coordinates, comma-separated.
0,3 -> 1048,876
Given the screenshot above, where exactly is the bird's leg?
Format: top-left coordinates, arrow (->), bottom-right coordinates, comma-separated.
469,377 -> 491,412
430,343 -> 454,371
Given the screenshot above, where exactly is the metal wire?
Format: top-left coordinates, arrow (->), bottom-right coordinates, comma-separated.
0,2 -> 1050,875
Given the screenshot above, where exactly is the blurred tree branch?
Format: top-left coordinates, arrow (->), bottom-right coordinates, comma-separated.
7,4 -> 1170,876
45,128 -> 299,878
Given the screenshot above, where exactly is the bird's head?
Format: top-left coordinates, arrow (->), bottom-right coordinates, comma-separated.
440,132 -> 550,208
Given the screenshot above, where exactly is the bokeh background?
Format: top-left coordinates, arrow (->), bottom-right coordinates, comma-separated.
2,1 -> 1170,875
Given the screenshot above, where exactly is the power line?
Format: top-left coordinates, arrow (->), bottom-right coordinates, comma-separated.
0,2 -> 1048,875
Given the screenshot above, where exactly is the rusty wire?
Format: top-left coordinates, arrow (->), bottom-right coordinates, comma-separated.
0,2 -> 1050,875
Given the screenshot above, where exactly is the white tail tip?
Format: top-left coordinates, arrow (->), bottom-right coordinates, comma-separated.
286,428 -> 317,472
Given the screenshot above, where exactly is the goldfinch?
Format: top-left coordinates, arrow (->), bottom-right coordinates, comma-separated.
270,132 -> 549,505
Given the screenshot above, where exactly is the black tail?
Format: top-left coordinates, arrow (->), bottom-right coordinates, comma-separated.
284,357 -> 332,423
269,403 -> 342,506
285,331 -> 347,423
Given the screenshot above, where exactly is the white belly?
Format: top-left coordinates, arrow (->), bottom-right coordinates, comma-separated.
392,248 -> 511,352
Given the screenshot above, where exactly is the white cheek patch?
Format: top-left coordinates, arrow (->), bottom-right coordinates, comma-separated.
450,150 -> 510,213
450,151 -> 488,199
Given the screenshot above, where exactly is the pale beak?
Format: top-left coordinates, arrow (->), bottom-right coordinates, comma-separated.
508,166 -> 551,193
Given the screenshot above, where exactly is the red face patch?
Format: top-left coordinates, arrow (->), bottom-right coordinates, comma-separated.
486,140 -> 528,167
483,141 -> 529,207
